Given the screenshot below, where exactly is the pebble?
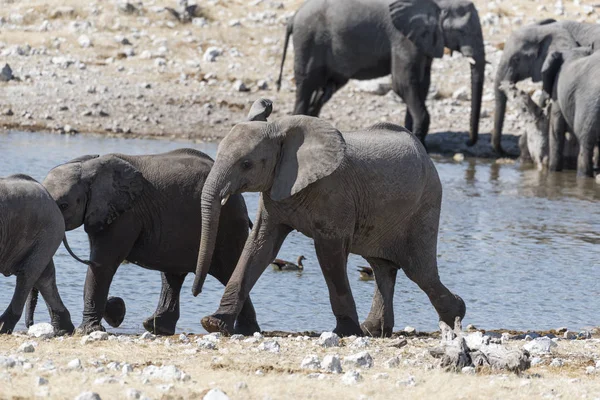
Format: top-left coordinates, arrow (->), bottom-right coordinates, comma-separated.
523,337 -> 557,355
75,392 -> 102,400
586,366 -> 596,374
403,326 -> 417,335
321,354 -> 343,374
453,153 -> 465,162
550,358 -> 564,368
28,323 -> 55,339
18,342 -> 36,353
374,373 -> 389,380
384,356 -> 401,368
578,331 -> 592,340
142,365 -> 190,382
341,370 -> 362,385
78,35 -> 92,48
35,376 -> 48,386
452,86 -> 470,101
396,375 -> 416,387
0,356 -> 17,368
318,332 -> 340,348
0,64 -> 13,82
67,358 -> 82,370
300,355 -> 321,370
387,338 -> 407,348
197,338 -> 217,350
203,47 -> 222,62
140,332 -> 155,340
258,340 -> 280,353
350,337 -> 370,348
203,388 -> 230,400
2,108 -> 13,116
232,80 -> 249,92
564,331 -> 577,340
256,80 -> 269,90
122,364 -> 133,374
461,366 -> 476,374
94,377 -> 118,385
343,352 -> 373,368
229,334 -> 244,341
125,389 -> 147,399
530,357 -> 543,366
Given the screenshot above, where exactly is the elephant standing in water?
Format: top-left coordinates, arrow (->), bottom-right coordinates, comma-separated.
493,19 -> 600,154
0,175 -> 74,335
43,149 -> 260,335
277,0 -> 485,146
192,100 -> 465,337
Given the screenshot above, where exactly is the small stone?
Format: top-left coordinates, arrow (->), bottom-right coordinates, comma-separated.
197,338 -> 217,350
256,80 -> 269,90
67,358 -> 82,370
125,389 -> 145,399
203,388 -> 230,400
89,331 -> 109,341
75,393 -> 102,400
586,366 -> 596,374
341,370 -> 362,385
228,19 -> 241,27
387,338 -> 407,348
461,366 -> 476,374
0,64 -> 13,82
229,334 -> 244,341
350,337 -> 370,348
142,365 -> 189,382
466,324 -> 477,331
235,382 -> 248,391
550,358 -> 564,367
28,323 -> 55,338
179,333 -> 189,343
523,337 -> 557,355
203,47 -> 222,62
300,355 -> 321,370
374,373 -> 389,380
530,357 -> 543,366
3,108 -> 13,116
396,375 -> 416,387
452,86 -> 469,101
36,376 -> 48,386
154,58 -> 166,67
19,342 -> 35,353
321,354 -> 342,374
253,332 -> 263,340
578,331 -> 592,340
403,326 -> 417,335
140,332 -> 155,340
343,352 -> 373,368
384,356 -> 400,368
564,331 -> 577,340
78,35 -> 92,48
257,340 -> 280,353
94,377 -> 118,385
122,364 -> 133,374
596,360 -> 600,369
319,332 -> 340,348
232,80 -> 249,92
453,153 -> 465,162
555,327 -> 568,334
140,83 -> 152,89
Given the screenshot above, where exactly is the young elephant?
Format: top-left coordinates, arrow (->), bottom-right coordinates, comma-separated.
43,149 -> 260,335
192,99 -> 465,337
0,175 -> 74,335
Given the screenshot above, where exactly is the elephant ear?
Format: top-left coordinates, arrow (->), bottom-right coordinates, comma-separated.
247,98 -> 273,121
270,116 -> 346,201
541,51 -> 564,96
83,155 -> 144,233
389,0 -> 444,58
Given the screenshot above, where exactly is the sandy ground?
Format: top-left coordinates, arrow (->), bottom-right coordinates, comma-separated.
0,329 -> 599,400
0,0 -> 598,157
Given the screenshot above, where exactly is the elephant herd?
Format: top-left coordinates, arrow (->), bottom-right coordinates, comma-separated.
1,0 -> 599,337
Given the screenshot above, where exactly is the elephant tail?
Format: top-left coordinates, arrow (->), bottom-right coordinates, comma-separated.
248,218 -> 253,230
276,16 -> 294,92
25,287 -> 39,328
63,235 -> 97,267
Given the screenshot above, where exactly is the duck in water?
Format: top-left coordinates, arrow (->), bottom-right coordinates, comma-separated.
271,255 -> 306,271
357,266 -> 374,281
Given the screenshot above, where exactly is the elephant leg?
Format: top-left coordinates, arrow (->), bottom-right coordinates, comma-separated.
577,134 -> 596,178
35,260 -> 74,335
361,257 -> 397,338
549,104 -> 567,172
314,237 -> 362,337
143,272 -> 186,335
201,218 -> 292,335
404,111 -> 414,133
0,271 -> 37,334
293,73 -> 320,116
309,78 -> 347,117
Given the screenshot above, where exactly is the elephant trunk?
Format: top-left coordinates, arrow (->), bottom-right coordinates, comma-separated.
493,61 -> 511,154
192,182 -> 223,297
63,235 -> 95,266
468,57 -> 485,146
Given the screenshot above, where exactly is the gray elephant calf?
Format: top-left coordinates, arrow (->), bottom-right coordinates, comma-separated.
192,99 -> 465,337
43,149 -> 260,335
0,175 -> 74,335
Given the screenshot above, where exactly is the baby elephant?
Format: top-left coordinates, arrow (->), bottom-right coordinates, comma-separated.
43,149 -> 260,335
0,175 -> 74,335
542,47 -> 600,176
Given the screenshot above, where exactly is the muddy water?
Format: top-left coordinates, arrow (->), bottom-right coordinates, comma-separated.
0,131 -> 598,334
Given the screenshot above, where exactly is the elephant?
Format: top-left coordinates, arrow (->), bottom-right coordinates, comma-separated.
0,174 -> 74,335
42,149 -> 260,335
493,19 -> 600,154
541,47 -> 600,177
276,0 -> 485,147
191,99 -> 466,337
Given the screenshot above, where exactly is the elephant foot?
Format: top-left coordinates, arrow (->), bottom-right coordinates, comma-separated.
234,320 -> 261,336
0,311 -> 19,334
143,314 -> 177,336
360,319 -> 393,338
51,310 -> 75,336
437,294 -> 467,328
103,297 -> 126,328
201,314 -> 235,336
333,317 -> 363,337
76,322 -> 105,335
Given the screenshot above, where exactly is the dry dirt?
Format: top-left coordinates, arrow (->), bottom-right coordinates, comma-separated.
0,0 -> 598,157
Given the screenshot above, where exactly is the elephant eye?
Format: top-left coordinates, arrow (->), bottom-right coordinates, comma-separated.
59,203 -> 69,211
241,160 -> 253,170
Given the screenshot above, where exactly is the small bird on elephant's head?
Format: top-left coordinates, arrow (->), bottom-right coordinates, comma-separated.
357,266 -> 374,281
271,255 -> 305,271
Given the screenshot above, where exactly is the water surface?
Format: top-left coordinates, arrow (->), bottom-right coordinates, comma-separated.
0,131 -> 598,334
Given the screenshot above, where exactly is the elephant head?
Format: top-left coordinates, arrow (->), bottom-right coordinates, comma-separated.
492,19 -> 580,154
192,99 -> 345,295
43,154 -> 145,234
389,0 -> 485,146
541,47 -> 593,97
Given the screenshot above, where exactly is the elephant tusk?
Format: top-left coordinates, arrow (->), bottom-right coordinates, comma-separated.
467,57 -> 477,65
221,195 -> 230,206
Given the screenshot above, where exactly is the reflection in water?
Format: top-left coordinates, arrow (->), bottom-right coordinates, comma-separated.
1,132 -> 599,334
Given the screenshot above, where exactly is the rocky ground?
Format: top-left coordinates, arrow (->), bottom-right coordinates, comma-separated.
0,0 -> 598,157
0,324 -> 599,400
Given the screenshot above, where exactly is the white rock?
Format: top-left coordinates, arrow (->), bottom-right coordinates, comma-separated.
67,358 -> 82,370
523,337 -> 557,355
78,35 -> 92,48
253,332 -> 263,340
35,376 -> 48,386
341,370 -> 362,385
550,358 -> 564,367
179,334 -> 189,343
0,356 -> 16,368
384,356 -> 400,368
140,332 -> 155,340
452,87 -> 469,101
374,373 -> 389,380
203,388 -> 230,400
154,58 -> 166,67
321,354 -> 342,374
235,381 -> 248,391
197,338 -> 217,350
343,352 -> 373,368
142,365 -> 189,382
353,77 -> 392,96
125,389 -> 146,399
122,364 -> 133,374
586,366 -> 596,374
596,360 -> 600,369
232,80 -> 249,92
300,355 -> 321,370
228,19 -> 241,27
396,375 -> 416,387
319,332 -> 340,348
192,17 -> 209,27
229,334 -> 244,341
19,342 -> 36,353
75,393 -> 102,400
203,47 -> 222,62
258,340 -> 280,353
530,357 -> 543,366
256,80 -> 269,90
28,323 -> 55,338
89,331 -> 109,341
350,337 -> 370,348
461,366 -> 476,374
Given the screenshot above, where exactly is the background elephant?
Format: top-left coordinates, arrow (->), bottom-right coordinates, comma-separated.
43,149 -> 260,335
541,47 -> 600,177
493,19 -> 600,154
0,174 -> 74,335
191,99 -> 465,337
277,0 -> 485,146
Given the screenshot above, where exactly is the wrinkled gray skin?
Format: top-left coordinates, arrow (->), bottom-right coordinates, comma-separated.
542,48 -> 600,177
493,19 -> 600,154
192,99 -> 465,337
0,175 -> 74,335
277,0 -> 485,147
43,149 -> 260,335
